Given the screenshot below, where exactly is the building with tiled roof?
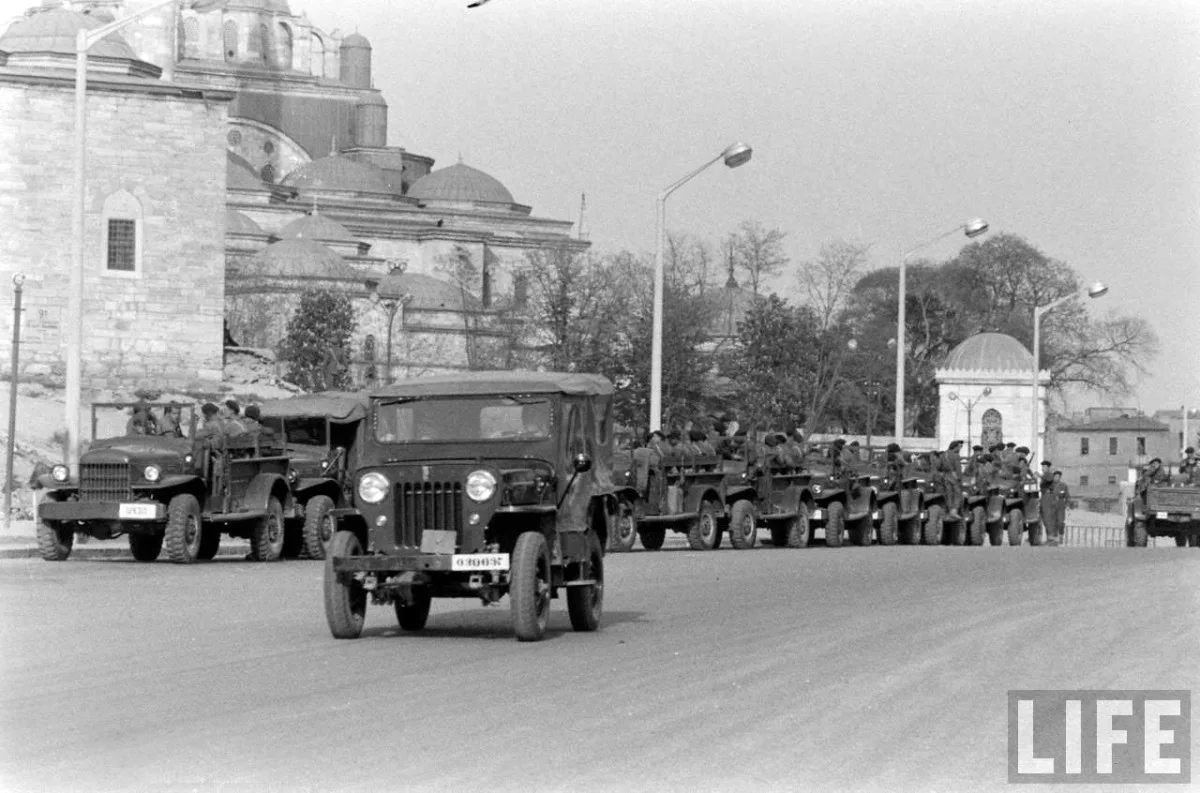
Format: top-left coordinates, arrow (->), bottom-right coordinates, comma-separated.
1046,412 -> 1172,509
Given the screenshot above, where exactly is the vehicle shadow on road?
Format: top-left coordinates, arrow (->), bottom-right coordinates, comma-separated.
359,609 -> 650,642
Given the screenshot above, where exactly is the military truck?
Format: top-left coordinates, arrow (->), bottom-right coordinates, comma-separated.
615,444 -> 729,552
946,477 -> 999,546
723,452 -> 813,549
258,392 -> 367,560
324,372 -> 613,642
36,401 -> 293,563
805,445 -> 876,546
994,479 -> 1043,546
1127,483 -> 1200,547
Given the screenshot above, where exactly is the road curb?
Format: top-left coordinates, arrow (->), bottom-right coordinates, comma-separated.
0,544 -> 252,561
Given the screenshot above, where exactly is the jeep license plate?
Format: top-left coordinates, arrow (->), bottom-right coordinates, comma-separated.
811,509 -> 823,521
1156,512 -> 1168,519
451,553 -> 509,572
119,503 -> 158,520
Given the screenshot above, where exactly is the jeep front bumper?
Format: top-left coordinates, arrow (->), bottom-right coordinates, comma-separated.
39,501 -> 166,522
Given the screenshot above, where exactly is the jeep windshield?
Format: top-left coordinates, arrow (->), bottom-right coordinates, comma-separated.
374,396 -> 552,443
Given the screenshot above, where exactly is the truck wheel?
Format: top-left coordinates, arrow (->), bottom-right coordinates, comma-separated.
567,532 -> 604,632
395,588 -> 432,631
787,503 -> 811,548
638,527 -> 665,551
851,513 -> 874,546
727,500 -> 757,549
687,499 -> 722,550
249,497 -> 285,562
1174,535 -> 1187,547
511,531 -> 551,642
164,494 -> 203,564
1005,509 -> 1023,546
878,502 -> 898,546
1188,534 -> 1199,548
922,504 -> 943,546
1129,519 -> 1147,547
824,501 -> 845,547
302,495 -> 336,560
324,530 -> 366,639
37,520 -> 73,562
968,507 -> 986,546
609,498 -> 638,553
128,532 -> 163,562
901,514 -> 921,545
1028,522 -> 1045,546
197,524 -> 220,560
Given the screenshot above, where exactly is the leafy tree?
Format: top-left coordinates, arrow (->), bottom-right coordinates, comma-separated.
279,289 -> 356,392
729,220 -> 788,297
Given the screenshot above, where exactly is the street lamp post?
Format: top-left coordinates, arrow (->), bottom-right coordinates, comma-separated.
947,387 -> 991,449
650,141 -> 752,432
861,379 -> 883,449
66,0 -> 226,471
1030,281 -> 1108,462
368,264 -> 411,386
894,217 -> 988,445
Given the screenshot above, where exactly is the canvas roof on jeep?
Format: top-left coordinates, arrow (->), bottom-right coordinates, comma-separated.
258,392 -> 367,423
370,371 -> 615,399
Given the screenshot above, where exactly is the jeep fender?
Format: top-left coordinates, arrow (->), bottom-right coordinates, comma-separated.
814,487 -> 845,505
156,473 -> 205,492
242,473 -> 294,515
725,484 -> 756,505
294,477 -> 343,506
330,508 -> 369,549
683,486 -> 722,515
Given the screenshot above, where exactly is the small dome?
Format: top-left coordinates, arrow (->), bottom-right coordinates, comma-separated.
0,8 -> 137,60
249,238 -> 363,280
375,272 -> 479,311
943,332 -> 1033,372
280,155 -> 390,195
277,212 -> 357,244
340,32 -> 371,49
227,151 -> 265,191
226,209 -> 264,236
408,163 -> 515,205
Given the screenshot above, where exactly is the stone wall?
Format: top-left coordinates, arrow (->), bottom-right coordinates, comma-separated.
0,75 -> 230,391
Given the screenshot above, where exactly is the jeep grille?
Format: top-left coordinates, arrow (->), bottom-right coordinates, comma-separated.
395,481 -> 463,548
80,463 -> 132,502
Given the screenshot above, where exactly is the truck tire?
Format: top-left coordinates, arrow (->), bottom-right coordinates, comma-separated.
609,498 -> 638,552
1005,509 -> 1023,546
787,503 -> 811,548
967,506 -> 985,546
324,530 -> 366,639
249,496 -> 285,562
878,502 -> 898,546
394,587 -> 432,631
727,500 -> 757,549
197,524 -> 220,560
511,531 -> 551,642
1129,518 -> 1147,548
922,504 -> 943,546
128,532 -> 163,562
37,519 -> 73,562
302,495 -> 335,560
1188,534 -> 1199,548
638,526 -> 665,551
901,513 -> 921,545
164,493 -> 203,564
567,532 -> 604,632
687,499 -> 722,550
824,501 -> 845,547
1028,522 -> 1045,546
1173,535 -> 1187,547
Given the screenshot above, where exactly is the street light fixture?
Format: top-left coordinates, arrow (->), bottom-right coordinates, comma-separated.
367,264 -> 411,385
894,217 -> 988,444
1030,281 -> 1108,462
947,386 -> 992,449
66,0 -> 227,471
649,141 -> 752,431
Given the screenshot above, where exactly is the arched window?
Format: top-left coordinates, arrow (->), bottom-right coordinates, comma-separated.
980,408 -> 1003,450
310,33 -> 325,78
277,23 -> 293,69
223,20 -> 237,61
180,17 -> 199,59
102,190 -> 143,275
248,23 -> 269,62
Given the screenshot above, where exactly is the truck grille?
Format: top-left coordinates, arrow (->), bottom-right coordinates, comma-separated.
395,481 -> 463,548
80,463 -> 132,502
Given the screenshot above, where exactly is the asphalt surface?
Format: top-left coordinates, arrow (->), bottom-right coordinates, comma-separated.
1,539 -> 1197,793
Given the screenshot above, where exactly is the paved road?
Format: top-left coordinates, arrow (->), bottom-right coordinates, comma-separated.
1,542 -> 1197,793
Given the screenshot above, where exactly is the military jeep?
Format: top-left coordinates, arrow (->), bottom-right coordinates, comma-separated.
614,444 -> 729,552
723,453 -> 813,548
1127,484 -> 1200,547
36,401 -> 294,563
324,372 -> 614,642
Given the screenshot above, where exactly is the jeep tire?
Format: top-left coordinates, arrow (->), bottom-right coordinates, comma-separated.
129,532 -> 163,562
824,501 -> 845,547
878,502 -> 898,546
567,532 -> 604,632
37,519 -> 73,562
788,502 -> 811,548
511,531 -> 552,642
728,499 -> 757,550
249,496 -> 285,562
967,506 -> 985,546
687,499 -> 722,551
164,493 -> 203,564
302,495 -> 335,560
1129,518 -> 1147,548
922,504 -> 943,546
609,498 -> 638,553
395,587 -> 433,631
324,530 -> 366,639
1006,509 -> 1023,546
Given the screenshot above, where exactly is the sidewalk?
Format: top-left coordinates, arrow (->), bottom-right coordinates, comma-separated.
0,518 -> 250,560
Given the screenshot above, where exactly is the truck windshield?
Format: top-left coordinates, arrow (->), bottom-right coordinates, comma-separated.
374,397 -> 552,443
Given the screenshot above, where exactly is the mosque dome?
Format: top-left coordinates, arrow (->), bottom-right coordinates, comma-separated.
408,163 -> 515,205
277,212 -> 357,245
225,209 -> 264,236
942,332 -> 1033,372
249,238 -> 363,280
0,8 -> 137,60
280,155 -> 390,195
374,272 -> 479,311
245,0 -> 291,11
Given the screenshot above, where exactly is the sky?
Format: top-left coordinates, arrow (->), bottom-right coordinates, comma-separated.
3,0 -> 1197,413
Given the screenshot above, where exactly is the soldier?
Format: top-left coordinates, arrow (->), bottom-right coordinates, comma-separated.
1014,448 -> 1036,482
635,430 -> 666,495
1043,470 -> 1070,546
1178,447 -> 1197,484
194,402 -> 226,442
222,399 -> 248,435
125,400 -> 156,436
943,440 -> 965,518
783,429 -> 808,468
831,438 -> 849,477
689,428 -> 716,458
1136,457 -> 1170,497
884,442 -> 904,491
1000,442 -> 1018,471
965,444 -> 985,477
156,404 -> 183,438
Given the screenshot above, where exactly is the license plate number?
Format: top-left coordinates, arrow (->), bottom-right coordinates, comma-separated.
451,553 -> 509,572
1156,512 -> 1168,519
811,509 -> 824,521
119,503 -> 157,520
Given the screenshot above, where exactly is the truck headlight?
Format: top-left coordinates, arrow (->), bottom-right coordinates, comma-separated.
811,483 -> 823,495
466,470 -> 497,502
143,465 -> 161,483
52,465 -> 69,482
358,472 -> 390,504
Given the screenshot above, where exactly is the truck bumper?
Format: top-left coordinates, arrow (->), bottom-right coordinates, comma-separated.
38,501 -> 166,522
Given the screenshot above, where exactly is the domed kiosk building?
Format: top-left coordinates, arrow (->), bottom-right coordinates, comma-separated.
934,332 -> 1050,458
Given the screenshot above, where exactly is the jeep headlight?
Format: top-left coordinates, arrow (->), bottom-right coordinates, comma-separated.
811,483 -> 823,495
143,465 -> 161,483
358,472 -> 390,504
51,465 -> 69,483
466,470 -> 497,503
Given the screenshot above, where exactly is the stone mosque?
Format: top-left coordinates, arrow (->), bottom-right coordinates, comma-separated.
0,0 -> 587,392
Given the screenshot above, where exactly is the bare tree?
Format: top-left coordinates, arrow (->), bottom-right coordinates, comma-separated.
729,220 -> 788,297
796,238 -> 870,333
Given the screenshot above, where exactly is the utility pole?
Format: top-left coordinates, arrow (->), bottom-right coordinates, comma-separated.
5,273 -> 26,530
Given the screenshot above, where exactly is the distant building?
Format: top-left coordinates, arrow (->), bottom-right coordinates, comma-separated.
1151,408 -> 1200,455
1046,414 -> 1172,510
